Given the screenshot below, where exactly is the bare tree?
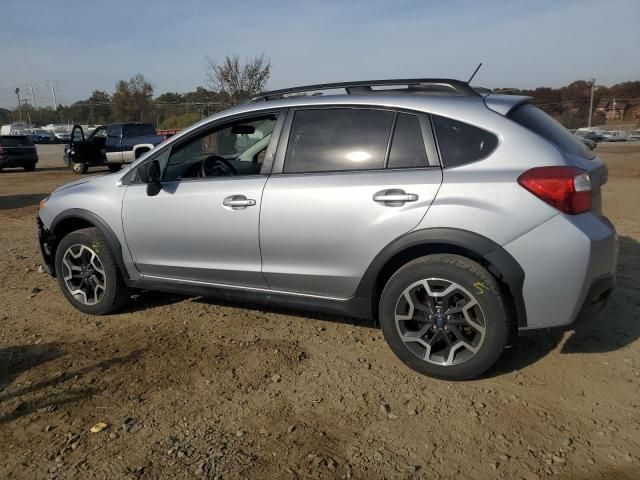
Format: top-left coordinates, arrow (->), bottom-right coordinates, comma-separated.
205,53 -> 271,105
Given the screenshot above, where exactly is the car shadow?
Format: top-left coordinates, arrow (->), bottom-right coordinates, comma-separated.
0,346 -> 144,424
0,193 -> 49,210
485,235 -> 639,378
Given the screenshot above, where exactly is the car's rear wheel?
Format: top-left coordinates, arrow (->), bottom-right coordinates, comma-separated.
54,227 -> 129,314
72,162 -> 88,174
379,254 -> 510,380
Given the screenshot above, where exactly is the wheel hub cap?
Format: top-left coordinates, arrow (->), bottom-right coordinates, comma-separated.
61,244 -> 106,305
394,278 -> 486,366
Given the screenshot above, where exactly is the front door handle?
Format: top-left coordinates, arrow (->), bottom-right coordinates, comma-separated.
373,189 -> 419,205
223,195 -> 256,210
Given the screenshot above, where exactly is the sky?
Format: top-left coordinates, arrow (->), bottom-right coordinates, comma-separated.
1,0 -> 639,108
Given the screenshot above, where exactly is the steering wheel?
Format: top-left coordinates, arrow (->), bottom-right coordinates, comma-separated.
199,155 -> 238,178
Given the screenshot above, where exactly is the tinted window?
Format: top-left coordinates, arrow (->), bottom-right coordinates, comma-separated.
432,115 -> 498,168
0,136 -> 33,147
284,109 -> 394,173
106,125 -> 121,138
123,124 -> 157,137
387,113 -> 428,168
508,103 -> 595,159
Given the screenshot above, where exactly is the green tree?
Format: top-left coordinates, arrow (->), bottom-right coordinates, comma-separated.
112,74 -> 154,122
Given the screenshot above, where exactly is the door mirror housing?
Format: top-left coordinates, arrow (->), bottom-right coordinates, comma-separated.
138,160 -> 162,196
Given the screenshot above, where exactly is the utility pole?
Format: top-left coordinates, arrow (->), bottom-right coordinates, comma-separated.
15,88 -> 22,122
588,78 -> 595,128
49,80 -> 58,109
30,84 -> 37,109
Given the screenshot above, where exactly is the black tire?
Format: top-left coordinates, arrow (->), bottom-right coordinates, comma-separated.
54,227 -> 129,315
23,163 -> 36,172
379,254 -> 510,380
72,162 -> 88,174
107,164 -> 122,173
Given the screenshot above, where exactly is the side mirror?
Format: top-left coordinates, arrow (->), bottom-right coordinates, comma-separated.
138,160 -> 161,196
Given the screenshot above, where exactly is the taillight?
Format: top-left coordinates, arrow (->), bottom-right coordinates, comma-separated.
518,166 -> 592,214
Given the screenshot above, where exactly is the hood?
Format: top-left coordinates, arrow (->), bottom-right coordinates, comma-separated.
52,176 -> 95,193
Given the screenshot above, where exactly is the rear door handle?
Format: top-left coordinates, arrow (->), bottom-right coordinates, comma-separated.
373,189 -> 419,204
223,195 -> 256,209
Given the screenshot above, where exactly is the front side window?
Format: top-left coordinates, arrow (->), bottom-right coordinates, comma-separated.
162,115 -> 276,181
432,115 -> 498,168
106,125 -> 121,138
284,108 -> 394,173
91,127 -> 107,139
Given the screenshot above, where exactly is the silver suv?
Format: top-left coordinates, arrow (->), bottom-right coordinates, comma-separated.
37,79 -> 618,380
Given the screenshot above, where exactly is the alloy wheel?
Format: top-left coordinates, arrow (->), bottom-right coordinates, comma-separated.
394,278 -> 486,366
61,244 -> 107,305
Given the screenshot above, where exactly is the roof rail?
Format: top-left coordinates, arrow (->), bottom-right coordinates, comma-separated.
250,78 -> 480,102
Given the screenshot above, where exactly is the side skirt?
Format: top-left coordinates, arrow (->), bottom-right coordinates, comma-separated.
126,276 -> 374,321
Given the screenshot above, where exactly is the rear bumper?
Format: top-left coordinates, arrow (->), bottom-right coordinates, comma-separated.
504,213 -> 618,332
0,155 -> 38,168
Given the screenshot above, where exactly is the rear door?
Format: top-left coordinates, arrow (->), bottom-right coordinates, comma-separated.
260,107 -> 443,298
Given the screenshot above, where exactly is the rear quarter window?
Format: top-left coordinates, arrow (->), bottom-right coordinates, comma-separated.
508,103 -> 595,159
432,115 -> 498,168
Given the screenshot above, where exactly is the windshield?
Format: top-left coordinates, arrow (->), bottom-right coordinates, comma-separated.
508,104 -> 596,159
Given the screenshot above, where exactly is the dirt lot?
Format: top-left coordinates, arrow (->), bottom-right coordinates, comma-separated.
1,144 -> 639,479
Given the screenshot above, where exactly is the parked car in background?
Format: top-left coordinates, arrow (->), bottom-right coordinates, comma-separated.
42,124 -> 73,143
37,77 -> 617,380
0,135 -> 38,171
628,129 -> 640,141
602,130 -> 628,142
575,128 -> 604,143
65,123 -> 164,174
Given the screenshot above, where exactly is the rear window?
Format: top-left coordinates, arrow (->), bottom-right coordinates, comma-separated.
508,103 -> 595,159
432,115 -> 498,168
0,135 -> 33,147
123,124 -> 157,137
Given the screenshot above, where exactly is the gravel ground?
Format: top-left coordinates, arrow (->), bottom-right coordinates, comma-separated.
0,143 -> 639,479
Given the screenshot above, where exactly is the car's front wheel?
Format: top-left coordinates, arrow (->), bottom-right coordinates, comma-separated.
379,254 -> 510,380
54,227 -> 129,314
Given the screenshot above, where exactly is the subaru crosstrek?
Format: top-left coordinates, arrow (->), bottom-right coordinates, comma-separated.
36,78 -> 618,380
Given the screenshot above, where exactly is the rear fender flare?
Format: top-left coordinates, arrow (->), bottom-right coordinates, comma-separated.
354,228 -> 527,327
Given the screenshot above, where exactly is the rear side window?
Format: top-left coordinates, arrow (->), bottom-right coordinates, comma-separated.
432,115 -> 498,168
0,136 -> 33,147
387,113 -> 429,168
284,108 -> 394,173
123,124 -> 157,137
508,103 -> 595,159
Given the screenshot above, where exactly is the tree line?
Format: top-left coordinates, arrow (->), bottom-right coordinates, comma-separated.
0,55 -> 271,130
1,56 -> 638,131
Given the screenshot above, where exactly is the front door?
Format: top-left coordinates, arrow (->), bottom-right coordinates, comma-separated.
260,108 -> 443,298
121,112 -> 282,287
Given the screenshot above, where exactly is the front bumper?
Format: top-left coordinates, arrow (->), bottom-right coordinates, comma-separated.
37,216 -> 55,276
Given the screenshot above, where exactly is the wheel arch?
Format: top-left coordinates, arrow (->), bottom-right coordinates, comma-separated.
50,209 -> 129,280
354,228 -> 527,328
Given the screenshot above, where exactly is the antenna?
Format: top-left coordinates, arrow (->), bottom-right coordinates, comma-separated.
468,63 -> 483,83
